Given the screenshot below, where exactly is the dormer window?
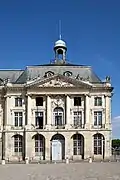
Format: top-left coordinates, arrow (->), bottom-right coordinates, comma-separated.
44,71 -> 54,78
63,71 -> 72,77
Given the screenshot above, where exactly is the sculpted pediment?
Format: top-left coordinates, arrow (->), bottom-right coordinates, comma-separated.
38,78 -> 74,87
26,74 -> 93,88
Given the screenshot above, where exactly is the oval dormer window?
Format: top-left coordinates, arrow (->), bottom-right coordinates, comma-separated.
44,71 -> 54,78
63,71 -> 72,77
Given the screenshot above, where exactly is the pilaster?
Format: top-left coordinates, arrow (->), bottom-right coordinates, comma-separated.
85,94 -> 90,129
45,135 -> 51,160
105,95 -> 111,129
66,95 -> 71,129
46,96 -> 51,129
27,95 -> 32,126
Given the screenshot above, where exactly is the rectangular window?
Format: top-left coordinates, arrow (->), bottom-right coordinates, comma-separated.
15,97 -> 22,107
94,111 -> 102,126
14,112 -> 23,127
36,97 -> 43,106
35,112 -> 43,129
73,111 -> 82,126
94,97 -> 102,106
14,135 -> 23,155
74,97 -> 81,106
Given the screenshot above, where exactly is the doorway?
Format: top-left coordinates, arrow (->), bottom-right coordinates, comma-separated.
51,134 -> 65,161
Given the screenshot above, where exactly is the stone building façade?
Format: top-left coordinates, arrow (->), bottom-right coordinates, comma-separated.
0,38 -> 113,162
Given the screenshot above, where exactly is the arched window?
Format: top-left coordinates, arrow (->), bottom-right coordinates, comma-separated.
53,107 -> 64,126
34,134 -> 45,159
94,133 -> 105,155
72,134 -> 84,157
14,135 -> 23,155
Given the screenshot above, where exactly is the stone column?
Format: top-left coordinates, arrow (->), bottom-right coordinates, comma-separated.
66,95 -> 71,128
46,96 -> 51,129
105,95 -> 111,129
85,94 -> 90,129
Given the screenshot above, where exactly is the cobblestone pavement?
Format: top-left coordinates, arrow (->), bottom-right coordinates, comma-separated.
0,162 -> 120,180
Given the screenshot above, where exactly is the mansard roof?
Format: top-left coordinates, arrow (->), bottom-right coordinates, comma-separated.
0,63 -> 101,84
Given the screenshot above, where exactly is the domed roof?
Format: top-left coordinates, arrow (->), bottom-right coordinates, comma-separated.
54,39 -> 67,48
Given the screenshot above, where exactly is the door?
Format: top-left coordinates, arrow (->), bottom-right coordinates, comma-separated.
52,140 -> 62,161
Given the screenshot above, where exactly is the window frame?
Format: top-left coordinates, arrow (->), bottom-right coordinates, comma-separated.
35,135 -> 45,157
94,111 -> 102,127
94,134 -> 104,155
15,97 -> 22,107
73,134 -> 83,155
14,112 -> 23,127
14,135 -> 23,156
94,97 -> 102,106
73,111 -> 82,126
74,97 -> 82,106
36,97 -> 43,106
35,111 -> 44,127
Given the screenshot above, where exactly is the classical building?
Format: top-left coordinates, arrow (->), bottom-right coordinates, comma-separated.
0,38 -> 113,162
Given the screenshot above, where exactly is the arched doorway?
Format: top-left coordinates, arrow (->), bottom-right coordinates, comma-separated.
53,107 -> 64,126
51,134 -> 65,161
72,134 -> 84,159
33,134 -> 45,160
93,133 -> 105,159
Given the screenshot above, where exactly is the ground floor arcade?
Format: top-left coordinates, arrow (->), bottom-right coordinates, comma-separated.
2,131 -> 111,161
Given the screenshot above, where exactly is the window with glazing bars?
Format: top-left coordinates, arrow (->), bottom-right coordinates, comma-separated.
15,97 -> 22,107
73,111 -> 82,126
94,97 -> 102,106
14,112 -> 23,126
14,135 -> 23,155
94,111 -> 102,126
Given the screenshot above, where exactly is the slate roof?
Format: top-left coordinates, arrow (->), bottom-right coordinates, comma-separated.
0,70 -> 24,83
0,63 -> 101,84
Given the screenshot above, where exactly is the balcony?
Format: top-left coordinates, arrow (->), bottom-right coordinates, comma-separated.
51,124 -> 65,129
91,124 -> 105,129
70,124 -> 85,129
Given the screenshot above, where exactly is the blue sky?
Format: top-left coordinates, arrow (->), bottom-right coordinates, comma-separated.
0,0 -> 119,138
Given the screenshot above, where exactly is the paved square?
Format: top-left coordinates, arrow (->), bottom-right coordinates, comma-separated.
0,162 -> 120,180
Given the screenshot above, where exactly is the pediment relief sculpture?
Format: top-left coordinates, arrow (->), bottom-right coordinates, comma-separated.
76,74 -> 90,81
38,77 -> 74,87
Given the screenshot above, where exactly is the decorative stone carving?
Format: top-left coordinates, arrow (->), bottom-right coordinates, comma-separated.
38,78 -> 74,87
44,71 -> 54,78
76,74 -> 90,81
51,95 -> 65,108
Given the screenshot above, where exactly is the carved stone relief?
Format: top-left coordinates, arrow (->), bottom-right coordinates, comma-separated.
51,95 -> 65,109
38,78 -> 74,87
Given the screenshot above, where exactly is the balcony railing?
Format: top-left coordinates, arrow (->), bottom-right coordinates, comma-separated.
70,124 -> 85,129
91,124 -> 105,129
51,124 -> 65,129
